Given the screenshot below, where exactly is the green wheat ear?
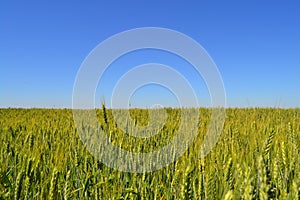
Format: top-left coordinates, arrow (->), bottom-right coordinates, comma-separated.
102,103 -> 108,125
49,168 -> 59,200
225,158 -> 234,191
181,166 -> 194,199
197,158 -> 205,200
14,170 -> 24,200
263,129 -> 275,159
74,149 -> 79,167
29,134 -> 34,150
24,175 -> 30,200
64,170 -> 71,200
207,171 -> 216,199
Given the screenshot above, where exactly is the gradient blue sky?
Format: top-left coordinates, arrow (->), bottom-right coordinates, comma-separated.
1,1 -> 300,108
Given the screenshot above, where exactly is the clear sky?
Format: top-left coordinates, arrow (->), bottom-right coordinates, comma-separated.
1,1 -> 300,108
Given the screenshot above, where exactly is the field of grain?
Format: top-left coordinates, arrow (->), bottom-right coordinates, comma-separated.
0,108 -> 299,199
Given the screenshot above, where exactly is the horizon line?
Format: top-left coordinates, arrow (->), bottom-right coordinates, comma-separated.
1,106 -> 299,110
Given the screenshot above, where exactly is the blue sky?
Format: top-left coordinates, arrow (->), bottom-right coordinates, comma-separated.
1,1 -> 300,108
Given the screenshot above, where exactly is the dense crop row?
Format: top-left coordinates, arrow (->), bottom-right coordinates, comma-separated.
0,108 -> 299,199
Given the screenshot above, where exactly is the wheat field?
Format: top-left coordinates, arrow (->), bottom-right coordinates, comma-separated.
0,108 -> 299,199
